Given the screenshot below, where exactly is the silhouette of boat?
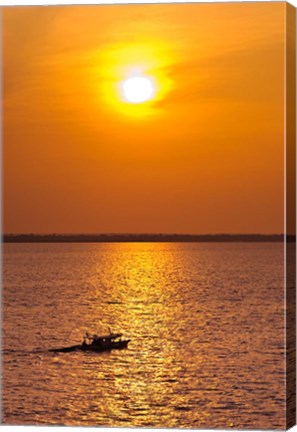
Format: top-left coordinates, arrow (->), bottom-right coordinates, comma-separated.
49,332 -> 130,353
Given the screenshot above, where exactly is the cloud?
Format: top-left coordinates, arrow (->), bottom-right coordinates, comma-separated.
153,33 -> 283,113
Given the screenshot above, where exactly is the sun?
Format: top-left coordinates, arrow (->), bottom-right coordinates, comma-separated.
122,76 -> 155,104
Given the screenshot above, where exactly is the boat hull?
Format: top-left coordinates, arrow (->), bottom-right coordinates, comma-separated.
81,340 -> 130,352
49,340 -> 130,353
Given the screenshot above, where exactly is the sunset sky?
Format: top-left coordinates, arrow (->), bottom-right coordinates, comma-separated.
4,3 -> 286,234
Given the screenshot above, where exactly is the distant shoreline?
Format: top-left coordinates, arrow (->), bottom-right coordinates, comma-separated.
3,234 -> 294,243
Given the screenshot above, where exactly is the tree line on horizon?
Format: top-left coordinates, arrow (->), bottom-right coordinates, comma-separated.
3,233 -> 293,243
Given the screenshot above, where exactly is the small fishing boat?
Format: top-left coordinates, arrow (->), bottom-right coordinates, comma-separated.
49,332 -> 130,353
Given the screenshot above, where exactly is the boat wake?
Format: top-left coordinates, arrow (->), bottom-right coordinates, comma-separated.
3,348 -> 46,355
3,331 -> 131,356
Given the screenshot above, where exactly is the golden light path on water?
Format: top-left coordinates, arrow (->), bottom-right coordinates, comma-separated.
67,243 -> 218,427
3,242 -> 285,428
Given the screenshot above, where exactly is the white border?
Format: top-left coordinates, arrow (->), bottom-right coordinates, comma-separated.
1,1 -> 296,432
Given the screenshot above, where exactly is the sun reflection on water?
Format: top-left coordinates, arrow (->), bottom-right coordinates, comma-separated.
81,243 -> 223,427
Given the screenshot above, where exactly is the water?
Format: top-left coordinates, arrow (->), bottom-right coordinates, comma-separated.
3,242 -> 285,428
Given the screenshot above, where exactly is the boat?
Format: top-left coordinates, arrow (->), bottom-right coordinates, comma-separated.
49,332 -> 130,353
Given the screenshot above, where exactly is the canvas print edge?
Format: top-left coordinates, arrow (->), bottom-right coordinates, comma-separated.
285,2 -> 296,429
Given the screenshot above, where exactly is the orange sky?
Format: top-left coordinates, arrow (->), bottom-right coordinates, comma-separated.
3,3 -> 286,234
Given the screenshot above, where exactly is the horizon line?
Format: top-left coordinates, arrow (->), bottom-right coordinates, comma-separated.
4,233 -> 294,243
4,232 -> 287,236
